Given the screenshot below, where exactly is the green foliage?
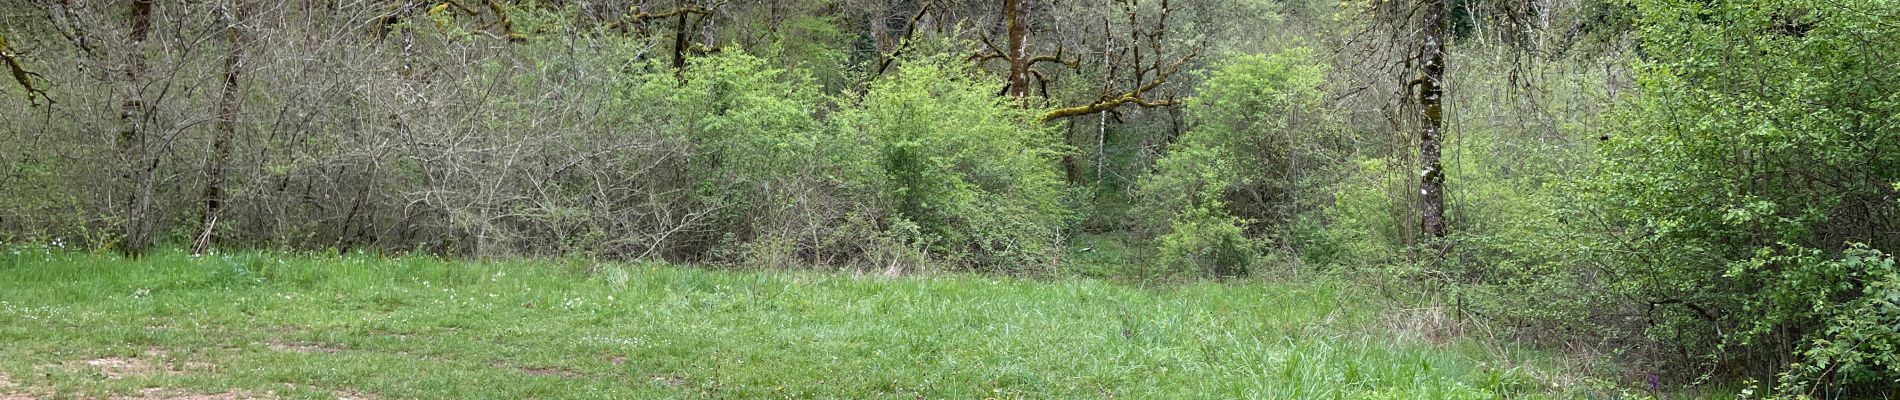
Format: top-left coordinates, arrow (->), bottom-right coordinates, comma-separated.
1156,205 -> 1261,278
592,51 -> 1072,272
1769,245 -> 1900,394
1311,158 -> 1409,269
1592,0 -> 1900,392
13,1 -> 1900,394
1152,47 -> 1334,221
1142,142 -> 1241,232
834,59 -> 1072,272
581,50 -> 841,260
1136,48 -> 1336,275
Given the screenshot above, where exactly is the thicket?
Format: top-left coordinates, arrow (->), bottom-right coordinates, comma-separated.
0,4 -> 1068,274
1310,0 -> 1900,395
1591,0 -> 1900,393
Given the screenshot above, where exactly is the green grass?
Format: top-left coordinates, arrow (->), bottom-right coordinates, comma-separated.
0,248 -> 1574,399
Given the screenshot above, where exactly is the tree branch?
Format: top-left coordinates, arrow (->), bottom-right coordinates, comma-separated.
628,4 -> 718,21
1,33 -> 52,106
1039,45 -> 1198,122
482,0 -> 527,41
1040,93 -> 1177,122
873,0 -> 941,79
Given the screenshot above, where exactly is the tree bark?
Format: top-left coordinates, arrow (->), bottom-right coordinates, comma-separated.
1004,0 -> 1029,99
1417,0 -> 1449,240
195,0 -> 246,255
672,10 -> 690,74
400,0 -> 417,77
117,0 -> 156,257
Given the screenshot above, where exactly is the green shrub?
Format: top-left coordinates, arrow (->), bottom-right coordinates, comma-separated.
591,50 -> 842,261
832,59 -> 1072,273
1135,47 -> 1337,275
1592,0 -> 1900,392
1140,48 -> 1335,225
1312,158 -> 1409,269
1156,205 -> 1260,278
1769,245 -> 1900,394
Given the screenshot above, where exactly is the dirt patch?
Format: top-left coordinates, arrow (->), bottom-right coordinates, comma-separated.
113,388 -> 263,400
328,389 -> 380,400
0,372 -> 34,400
497,362 -> 580,378
84,357 -> 155,379
263,340 -> 345,354
68,349 -> 214,380
651,374 -> 687,388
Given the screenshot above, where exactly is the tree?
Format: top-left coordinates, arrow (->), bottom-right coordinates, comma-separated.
117,0 -> 157,256
1415,0 -> 1448,240
1035,0 -> 1199,123
967,0 -> 1198,121
1004,0 -> 1030,99
628,1 -> 723,75
193,0 -> 246,255
1136,48 -> 1334,277
1595,0 -> 1900,389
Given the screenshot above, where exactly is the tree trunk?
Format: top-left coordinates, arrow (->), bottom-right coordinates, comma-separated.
195,0 -> 246,255
673,11 -> 689,74
1004,0 -> 1029,99
1417,0 -> 1449,240
117,0 -> 156,257
399,0 -> 417,77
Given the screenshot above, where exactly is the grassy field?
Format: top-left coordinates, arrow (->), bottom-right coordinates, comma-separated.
0,249 -> 1579,399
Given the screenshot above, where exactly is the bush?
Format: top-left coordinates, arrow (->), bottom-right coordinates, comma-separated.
1311,158 -> 1410,269
558,50 -> 844,261
1155,205 -> 1260,278
1140,48 -> 1336,225
832,59 -> 1072,273
1770,245 -> 1900,394
1135,47 -> 1337,275
1591,0 -> 1900,392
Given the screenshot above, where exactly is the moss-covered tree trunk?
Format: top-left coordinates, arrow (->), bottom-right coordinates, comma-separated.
1416,0 -> 1448,240
1005,0 -> 1029,99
